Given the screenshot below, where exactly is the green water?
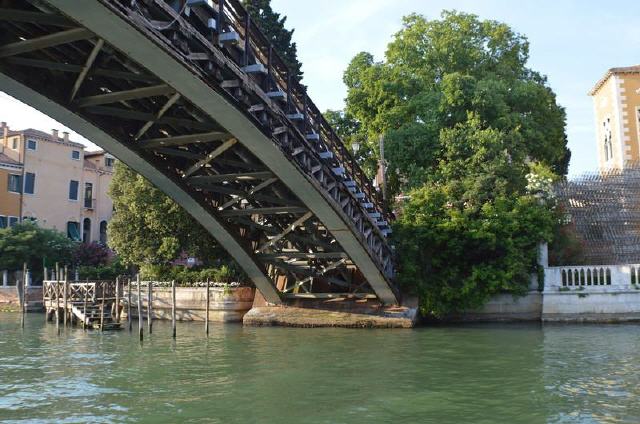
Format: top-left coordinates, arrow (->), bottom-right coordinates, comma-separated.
1,313 -> 640,423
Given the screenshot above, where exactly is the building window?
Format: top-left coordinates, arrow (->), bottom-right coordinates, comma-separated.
0,216 -> 6,229
82,218 -> 91,243
71,150 -> 80,160
24,172 -> 35,195
8,217 -> 19,227
84,182 -> 93,208
99,220 -> 108,244
67,221 -> 80,241
8,174 -> 21,193
105,157 -> 115,167
69,180 -> 79,200
26,139 -> 37,150
11,139 -> 18,149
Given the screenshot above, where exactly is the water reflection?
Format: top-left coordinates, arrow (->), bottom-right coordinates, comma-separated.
1,314 -> 639,423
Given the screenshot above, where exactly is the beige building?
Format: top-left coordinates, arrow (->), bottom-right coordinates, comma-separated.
0,122 -> 114,243
589,65 -> 640,170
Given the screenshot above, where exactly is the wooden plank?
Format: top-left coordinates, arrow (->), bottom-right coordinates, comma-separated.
189,171 -> 274,185
218,206 -> 308,217
75,84 -> 174,107
182,137 -> 238,177
0,9 -> 75,27
138,130 -> 230,149
0,28 -> 93,58
69,38 -> 104,101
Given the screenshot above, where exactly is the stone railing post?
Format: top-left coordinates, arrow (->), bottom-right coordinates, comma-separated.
25,270 -> 31,287
537,242 -> 549,269
2,270 -> 7,287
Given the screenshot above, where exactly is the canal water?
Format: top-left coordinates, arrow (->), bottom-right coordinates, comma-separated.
1,313 -> 640,423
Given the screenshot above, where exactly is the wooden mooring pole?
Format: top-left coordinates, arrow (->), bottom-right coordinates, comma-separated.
205,278 -> 210,336
100,282 -> 105,332
20,262 -> 26,328
127,278 -> 132,332
171,280 -> 176,339
63,266 -> 68,328
83,281 -> 88,330
147,280 -> 153,334
115,277 -> 120,323
137,274 -> 143,341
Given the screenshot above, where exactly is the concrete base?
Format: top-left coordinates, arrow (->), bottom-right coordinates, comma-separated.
243,296 -> 419,328
445,291 -> 542,322
0,286 -> 43,311
125,286 -> 255,323
543,290 -> 640,322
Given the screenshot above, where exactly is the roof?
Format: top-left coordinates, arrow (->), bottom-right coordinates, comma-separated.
0,152 -> 21,166
84,150 -> 106,158
7,128 -> 86,148
589,65 -> 640,96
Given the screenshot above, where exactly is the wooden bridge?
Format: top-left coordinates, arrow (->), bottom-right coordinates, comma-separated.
0,0 -> 400,306
43,280 -> 122,330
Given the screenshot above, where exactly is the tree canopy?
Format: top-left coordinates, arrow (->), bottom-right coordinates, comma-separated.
107,163 -> 228,267
242,0 -> 303,80
0,221 -> 76,279
333,11 -> 569,316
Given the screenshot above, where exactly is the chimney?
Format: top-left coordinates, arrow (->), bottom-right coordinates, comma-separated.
63,131 -> 69,142
2,121 -> 7,139
52,129 -> 59,140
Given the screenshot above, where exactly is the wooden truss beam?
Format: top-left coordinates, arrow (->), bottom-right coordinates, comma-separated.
257,211 -> 314,253
84,106 -> 215,130
189,171 -> 274,184
257,252 -> 349,260
218,177 -> 278,210
182,138 -> 238,178
218,206 -> 308,217
134,93 -> 181,140
75,83 -> 174,107
4,57 -> 158,82
0,9 -> 75,27
138,130 -> 230,149
0,28 -> 93,58
69,38 -> 104,101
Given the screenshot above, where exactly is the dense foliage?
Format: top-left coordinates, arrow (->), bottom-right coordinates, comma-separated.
138,263 -> 242,283
333,11 -> 570,316
0,221 -> 75,280
242,0 -> 303,80
107,163 -> 230,267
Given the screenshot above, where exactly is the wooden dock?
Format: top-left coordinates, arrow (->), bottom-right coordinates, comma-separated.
43,280 -> 122,330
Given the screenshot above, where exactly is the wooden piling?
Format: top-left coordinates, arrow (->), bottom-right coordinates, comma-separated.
83,281 -> 88,330
147,280 -> 153,334
55,279 -> 60,335
205,279 -> 210,336
137,274 -> 143,341
63,267 -> 68,328
115,277 -> 120,323
100,282 -> 105,332
171,280 -> 176,338
127,278 -> 132,332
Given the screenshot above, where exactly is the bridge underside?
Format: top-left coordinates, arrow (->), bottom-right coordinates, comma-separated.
0,0 -> 399,305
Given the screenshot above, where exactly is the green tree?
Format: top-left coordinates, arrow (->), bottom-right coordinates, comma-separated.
342,11 -> 570,194
107,163 -> 228,267
0,221 -> 76,280
242,0 -> 303,80
335,11 -> 570,316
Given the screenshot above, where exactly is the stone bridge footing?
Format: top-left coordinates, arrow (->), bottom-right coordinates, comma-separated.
243,293 -> 419,328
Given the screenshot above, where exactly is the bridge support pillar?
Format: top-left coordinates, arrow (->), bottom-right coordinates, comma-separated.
243,292 -> 418,328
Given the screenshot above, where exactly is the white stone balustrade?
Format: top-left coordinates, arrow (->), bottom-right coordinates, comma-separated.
544,264 -> 640,292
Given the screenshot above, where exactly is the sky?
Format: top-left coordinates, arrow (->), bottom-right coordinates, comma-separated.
1,0 -> 639,177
